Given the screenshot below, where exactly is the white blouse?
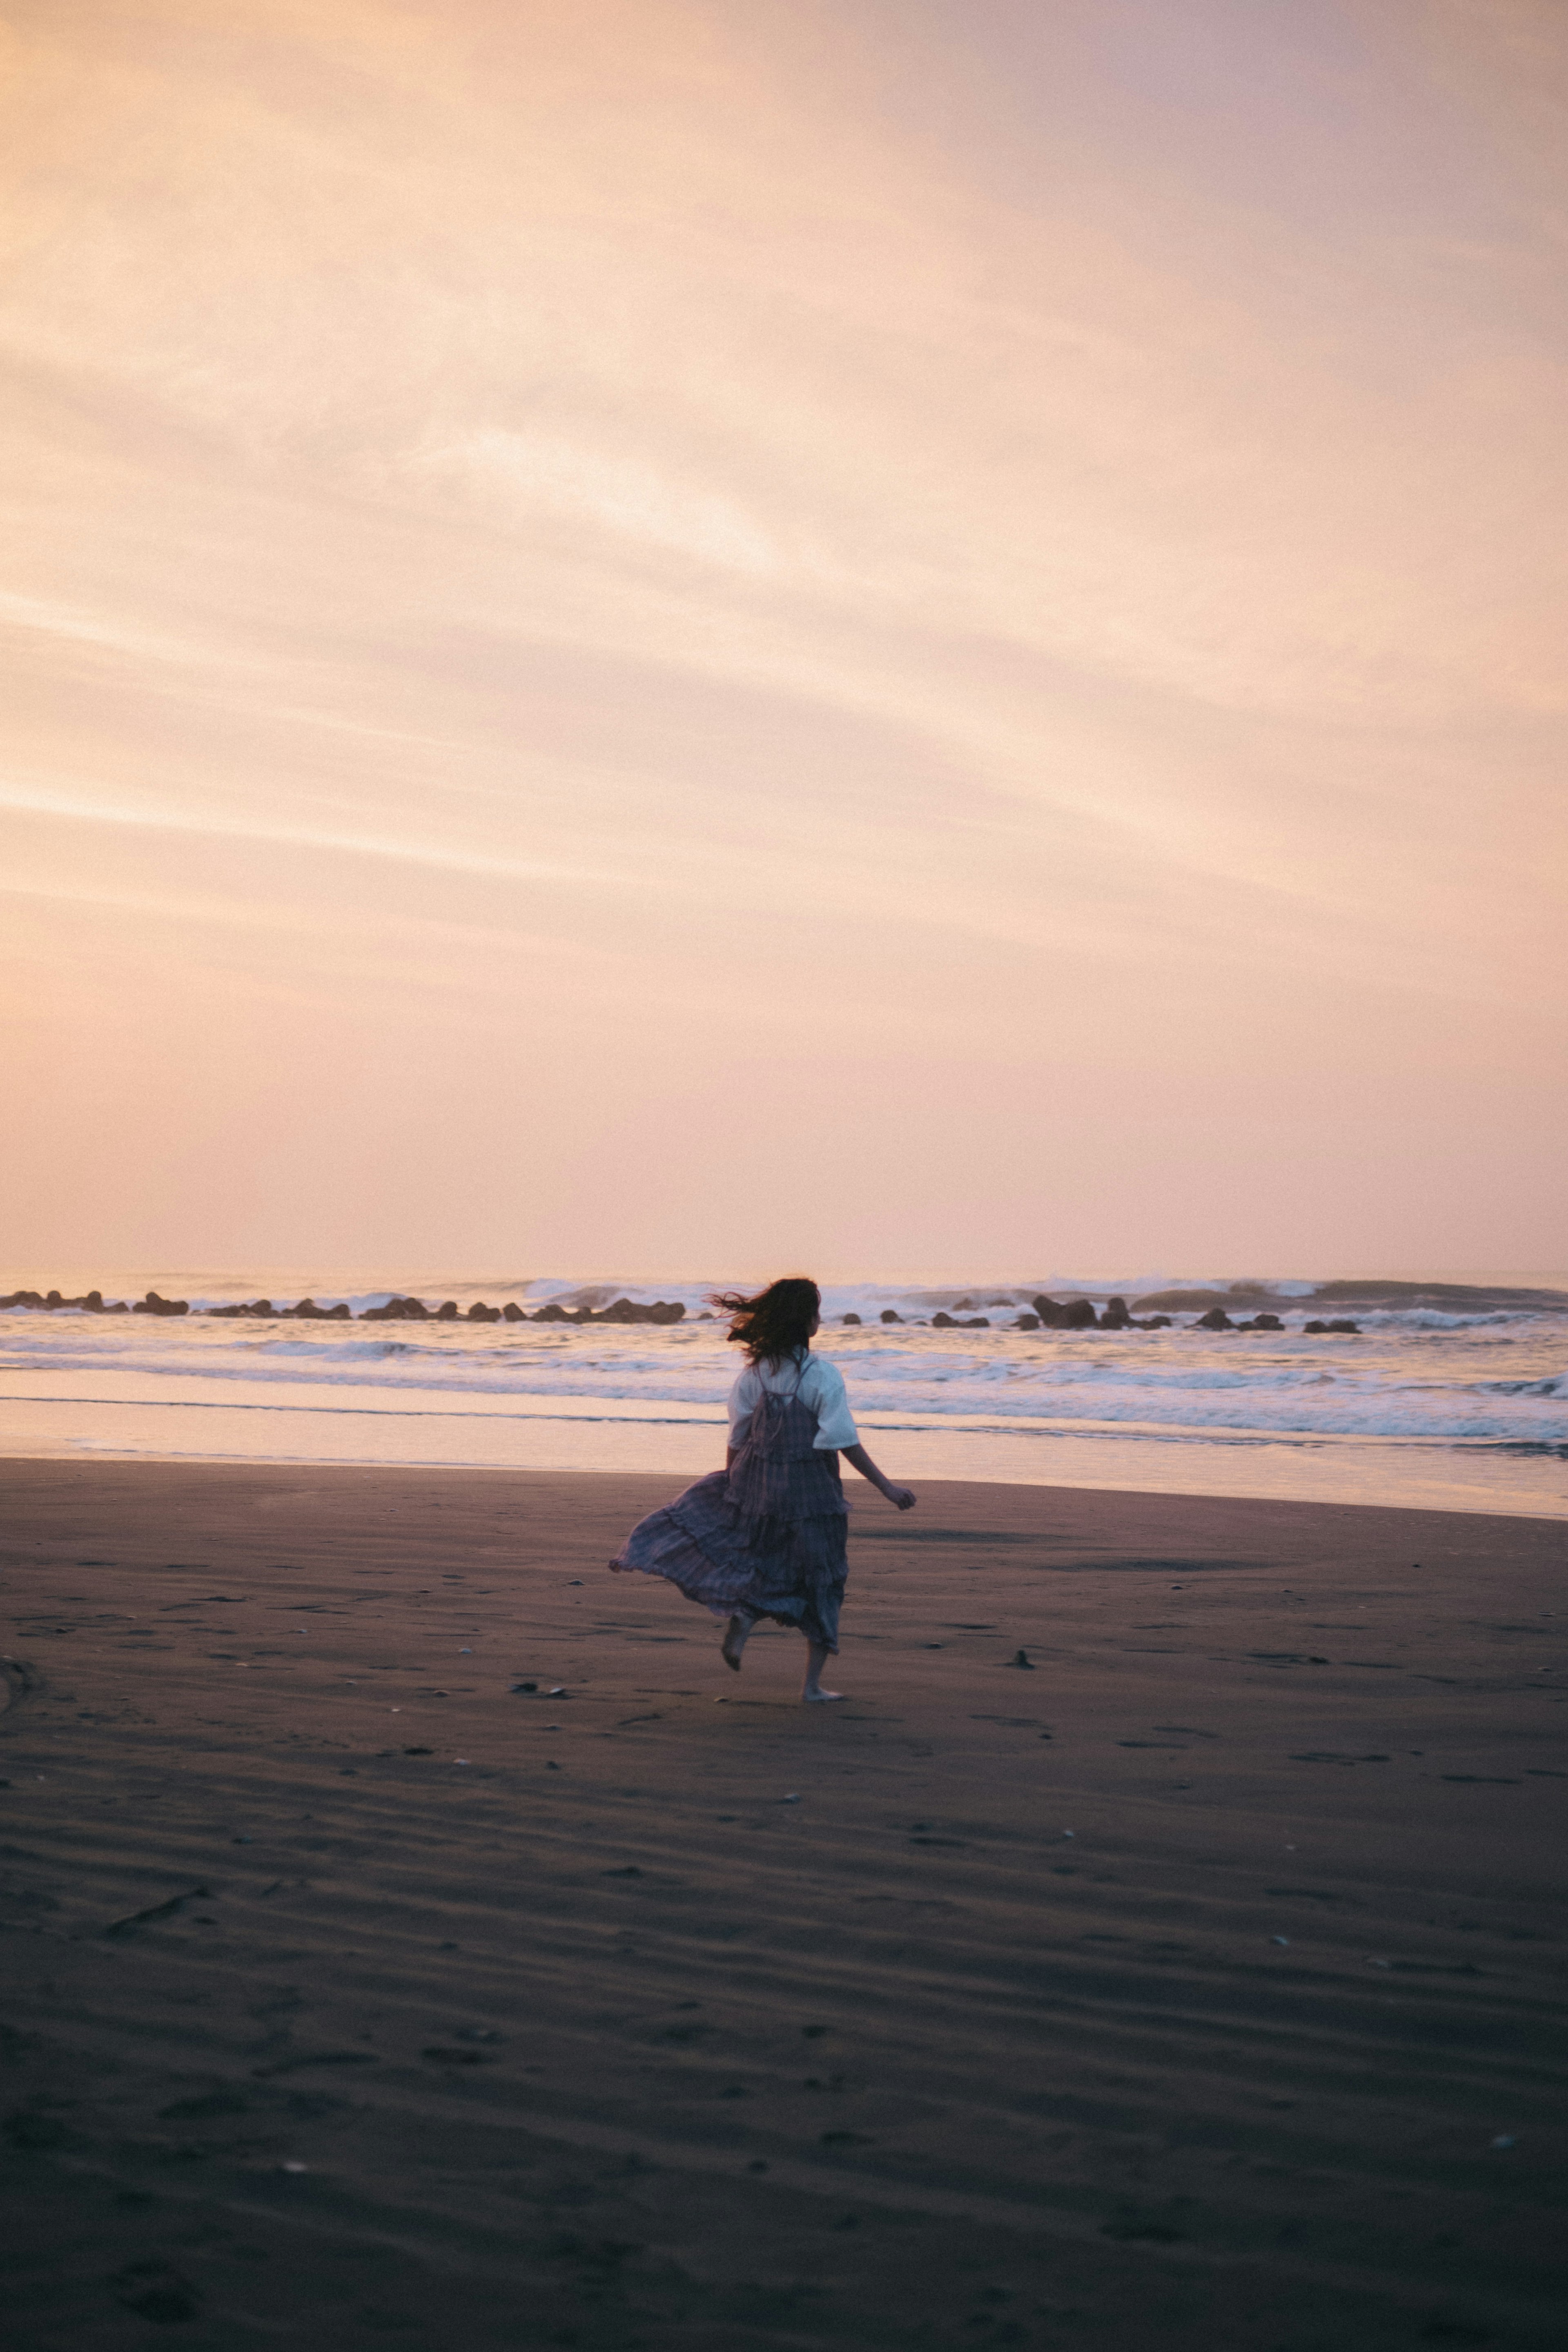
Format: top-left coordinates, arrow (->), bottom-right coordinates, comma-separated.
727,1350 -> 860,1453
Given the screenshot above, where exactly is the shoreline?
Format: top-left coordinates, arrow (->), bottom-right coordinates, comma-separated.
2,1411 -> 1564,1521
2,1442 -> 1566,1519
5,1291 -> 1564,1523
2,1458 -> 1564,2346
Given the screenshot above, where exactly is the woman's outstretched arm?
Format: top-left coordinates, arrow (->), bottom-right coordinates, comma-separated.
840,1443 -> 916,1510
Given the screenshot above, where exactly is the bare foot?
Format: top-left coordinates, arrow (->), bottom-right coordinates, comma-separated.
722,1615 -> 752,1672
608,1559 -> 628,1574
802,1686 -> 845,1703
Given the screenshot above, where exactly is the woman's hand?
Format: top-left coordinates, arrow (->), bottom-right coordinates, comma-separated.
843,1444 -> 915,1510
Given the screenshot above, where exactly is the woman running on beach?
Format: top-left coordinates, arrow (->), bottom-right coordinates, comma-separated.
610,1277 -> 915,1701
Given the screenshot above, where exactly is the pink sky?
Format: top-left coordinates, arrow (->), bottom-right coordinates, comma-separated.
2,0 -> 1564,1279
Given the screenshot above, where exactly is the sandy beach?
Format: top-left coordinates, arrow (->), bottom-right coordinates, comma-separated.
2,1459 -> 1564,2349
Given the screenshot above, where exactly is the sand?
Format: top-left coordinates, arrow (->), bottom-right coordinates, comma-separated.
1,1459 -> 1564,2351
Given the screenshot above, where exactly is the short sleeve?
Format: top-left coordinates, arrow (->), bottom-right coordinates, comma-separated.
727,1365 -> 761,1446
806,1358 -> 859,1450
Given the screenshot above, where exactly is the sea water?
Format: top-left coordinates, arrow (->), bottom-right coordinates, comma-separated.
1,1271 -> 1564,1519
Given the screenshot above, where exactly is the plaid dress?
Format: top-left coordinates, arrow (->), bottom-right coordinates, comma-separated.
611,1365 -> 851,1651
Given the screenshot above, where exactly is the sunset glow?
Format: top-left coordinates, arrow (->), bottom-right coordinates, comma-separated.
3,0 -> 1564,1276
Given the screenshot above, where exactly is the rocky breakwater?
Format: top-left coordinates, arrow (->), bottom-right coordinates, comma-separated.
207,1294 -> 690,1325
0,1287 -> 176,1315
1013,1294 -> 1174,1332
1134,1289 -> 1358,1335
16,1287 -> 188,1315
3,1285 -> 690,1325
3,1287 -> 115,1313
208,1296 -> 351,1321
530,1298 -> 686,1325
1192,1306 -> 1286,1332
359,1295 -> 686,1325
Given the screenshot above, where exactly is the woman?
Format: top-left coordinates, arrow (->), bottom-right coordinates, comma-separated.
610,1276 -> 915,1701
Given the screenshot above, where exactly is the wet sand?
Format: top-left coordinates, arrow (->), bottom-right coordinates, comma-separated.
1,1458 -> 1564,2350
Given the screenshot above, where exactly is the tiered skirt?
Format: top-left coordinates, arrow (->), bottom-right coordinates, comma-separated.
613,1468 -> 849,1653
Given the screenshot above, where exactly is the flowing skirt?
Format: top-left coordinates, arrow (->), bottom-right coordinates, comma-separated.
612,1469 -> 849,1653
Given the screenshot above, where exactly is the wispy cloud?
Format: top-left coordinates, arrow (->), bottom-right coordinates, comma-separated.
1,0 -> 1564,1270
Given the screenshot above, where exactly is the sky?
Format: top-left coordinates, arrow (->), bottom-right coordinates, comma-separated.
2,0 -> 1564,1282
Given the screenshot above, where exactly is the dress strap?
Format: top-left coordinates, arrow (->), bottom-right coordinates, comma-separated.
763,1346 -> 808,1400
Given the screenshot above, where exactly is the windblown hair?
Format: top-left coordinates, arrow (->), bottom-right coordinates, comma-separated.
710,1276 -> 821,1368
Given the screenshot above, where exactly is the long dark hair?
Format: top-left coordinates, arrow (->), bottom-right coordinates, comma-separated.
710,1276 -> 820,1367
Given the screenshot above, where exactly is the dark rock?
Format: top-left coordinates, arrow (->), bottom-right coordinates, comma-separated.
1238,1312 -> 1283,1332
1100,1296 -> 1131,1329
435,1301 -> 460,1321
83,1290 -> 103,1311
467,1303 -> 502,1322
841,1312 -> 862,1325
931,1312 -> 957,1327
501,1302 -> 526,1321
1,1290 -> 46,1309
1194,1307 -> 1234,1330
962,1317 -> 991,1329
533,1303 -> 571,1322
1032,1294 -> 1099,1329
880,1309 -> 902,1323
1013,1314 -> 1040,1330
1304,1317 -> 1359,1334
1141,1314 -> 1172,1330
45,1289 -> 63,1307
132,1291 -> 189,1316
1011,1648 -> 1034,1670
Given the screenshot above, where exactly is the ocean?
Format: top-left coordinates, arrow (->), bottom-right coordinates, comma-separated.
2,1270 -> 1564,1519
